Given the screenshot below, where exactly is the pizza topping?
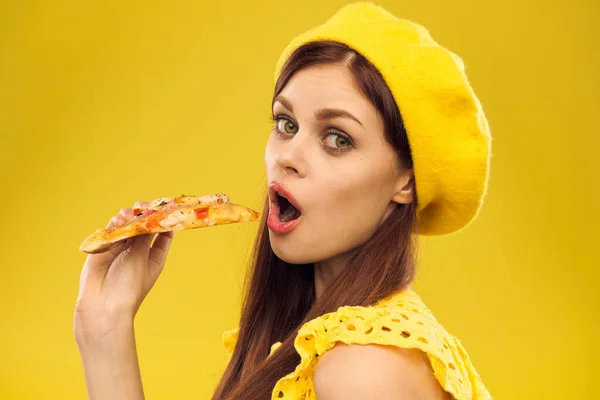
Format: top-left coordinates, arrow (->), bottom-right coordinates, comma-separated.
149,197 -> 174,208
197,193 -> 228,205
158,201 -> 168,206
161,202 -> 179,213
161,208 -> 189,228
140,209 -> 158,218
140,210 -> 162,230
194,207 -> 209,220
146,218 -> 161,229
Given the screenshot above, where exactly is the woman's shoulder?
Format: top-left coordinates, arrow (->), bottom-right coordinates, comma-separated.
313,338 -> 452,399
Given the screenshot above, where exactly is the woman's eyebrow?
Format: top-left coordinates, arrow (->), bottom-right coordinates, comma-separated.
273,95 -> 294,112
273,95 -> 363,127
314,108 -> 363,127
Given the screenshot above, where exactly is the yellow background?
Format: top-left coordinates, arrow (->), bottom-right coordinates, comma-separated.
1,0 -> 598,398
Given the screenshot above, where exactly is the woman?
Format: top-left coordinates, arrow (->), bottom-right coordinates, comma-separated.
74,3 -> 492,399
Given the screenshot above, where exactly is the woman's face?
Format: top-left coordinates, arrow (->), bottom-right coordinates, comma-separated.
265,63 -> 413,265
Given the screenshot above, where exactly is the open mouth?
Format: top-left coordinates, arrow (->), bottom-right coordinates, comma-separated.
276,193 -> 302,223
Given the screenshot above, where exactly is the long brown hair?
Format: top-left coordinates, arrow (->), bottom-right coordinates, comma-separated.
212,40 -> 419,400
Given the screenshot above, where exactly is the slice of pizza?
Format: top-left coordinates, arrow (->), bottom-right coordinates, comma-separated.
80,193 -> 259,254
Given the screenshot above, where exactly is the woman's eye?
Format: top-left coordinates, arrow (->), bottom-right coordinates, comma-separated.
276,118 -> 298,134
324,132 -> 352,151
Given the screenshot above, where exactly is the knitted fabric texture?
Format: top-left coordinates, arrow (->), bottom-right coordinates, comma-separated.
273,2 -> 492,236
222,289 -> 492,400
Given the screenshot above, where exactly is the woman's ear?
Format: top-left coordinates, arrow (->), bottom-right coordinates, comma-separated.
391,168 -> 415,205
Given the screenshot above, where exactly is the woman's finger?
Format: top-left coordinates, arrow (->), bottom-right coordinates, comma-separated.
105,216 -> 117,229
114,214 -> 126,227
126,233 -> 155,261
105,213 -> 127,229
119,208 -> 134,220
80,238 -> 132,290
133,201 -> 149,210
148,232 -> 174,276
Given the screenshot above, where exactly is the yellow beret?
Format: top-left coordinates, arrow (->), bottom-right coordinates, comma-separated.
273,2 -> 492,236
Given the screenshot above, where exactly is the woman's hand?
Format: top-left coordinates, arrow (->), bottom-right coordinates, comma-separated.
74,200 -> 174,345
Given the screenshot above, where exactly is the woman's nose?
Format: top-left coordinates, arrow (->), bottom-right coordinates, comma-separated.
275,138 -> 308,177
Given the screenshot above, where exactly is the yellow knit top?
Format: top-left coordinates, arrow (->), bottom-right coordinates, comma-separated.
222,288 -> 492,400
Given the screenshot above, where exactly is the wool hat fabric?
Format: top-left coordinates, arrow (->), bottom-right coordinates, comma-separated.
273,2 -> 492,236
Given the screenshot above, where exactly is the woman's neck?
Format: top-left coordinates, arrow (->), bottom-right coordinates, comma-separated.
313,254 -> 348,301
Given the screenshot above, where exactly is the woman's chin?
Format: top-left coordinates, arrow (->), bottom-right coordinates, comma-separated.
269,235 -> 315,265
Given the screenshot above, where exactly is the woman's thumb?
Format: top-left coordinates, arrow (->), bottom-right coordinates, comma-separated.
80,238 -> 132,291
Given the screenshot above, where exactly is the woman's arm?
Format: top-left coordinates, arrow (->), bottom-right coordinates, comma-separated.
73,201 -> 175,399
75,317 -> 144,400
314,343 -> 451,400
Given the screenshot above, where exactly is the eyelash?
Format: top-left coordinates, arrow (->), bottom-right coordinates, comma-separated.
269,113 -> 354,154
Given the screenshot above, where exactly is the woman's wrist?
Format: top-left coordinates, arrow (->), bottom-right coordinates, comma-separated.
75,317 -> 134,353
74,309 -> 135,349
75,319 -> 145,400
